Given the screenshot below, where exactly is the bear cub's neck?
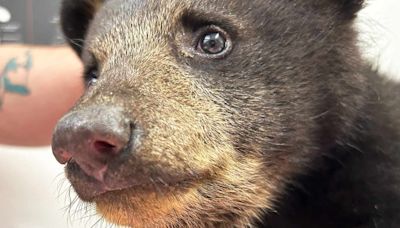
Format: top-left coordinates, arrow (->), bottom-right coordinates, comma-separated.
262,69 -> 400,228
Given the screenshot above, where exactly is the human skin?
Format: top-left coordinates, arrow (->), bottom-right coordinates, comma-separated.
0,45 -> 83,146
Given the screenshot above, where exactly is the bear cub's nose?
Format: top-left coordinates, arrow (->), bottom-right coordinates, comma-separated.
52,106 -> 131,181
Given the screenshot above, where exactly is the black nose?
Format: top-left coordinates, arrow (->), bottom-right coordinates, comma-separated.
52,106 -> 131,181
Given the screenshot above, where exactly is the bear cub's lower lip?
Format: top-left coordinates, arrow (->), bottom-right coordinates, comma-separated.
66,161 -> 133,201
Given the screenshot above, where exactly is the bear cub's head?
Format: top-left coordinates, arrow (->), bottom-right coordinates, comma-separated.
53,0 -> 366,226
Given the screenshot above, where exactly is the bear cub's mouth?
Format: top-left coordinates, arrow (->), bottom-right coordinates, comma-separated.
64,153 -> 204,201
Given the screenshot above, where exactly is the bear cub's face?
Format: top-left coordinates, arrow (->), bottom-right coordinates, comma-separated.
52,0 -> 365,226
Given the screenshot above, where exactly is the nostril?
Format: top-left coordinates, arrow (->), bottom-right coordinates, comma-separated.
93,140 -> 119,156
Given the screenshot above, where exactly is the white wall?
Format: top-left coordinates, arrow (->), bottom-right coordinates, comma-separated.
0,1 -> 399,227
0,145 -> 115,228
358,0 -> 400,80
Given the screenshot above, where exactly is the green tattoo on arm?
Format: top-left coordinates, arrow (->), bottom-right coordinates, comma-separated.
0,51 -> 33,108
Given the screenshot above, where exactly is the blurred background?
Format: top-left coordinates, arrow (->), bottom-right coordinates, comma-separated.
0,0 -> 399,227
0,0 -> 64,44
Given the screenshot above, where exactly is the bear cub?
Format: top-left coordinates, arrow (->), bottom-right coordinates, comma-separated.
52,0 -> 400,227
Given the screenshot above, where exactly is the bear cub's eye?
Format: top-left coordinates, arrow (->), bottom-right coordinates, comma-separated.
85,67 -> 98,87
84,56 -> 99,87
195,25 -> 232,58
200,32 -> 226,54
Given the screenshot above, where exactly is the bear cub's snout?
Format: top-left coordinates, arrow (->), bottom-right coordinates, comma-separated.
52,106 -> 133,182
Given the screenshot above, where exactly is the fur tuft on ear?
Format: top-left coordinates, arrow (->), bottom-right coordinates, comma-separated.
61,0 -> 104,55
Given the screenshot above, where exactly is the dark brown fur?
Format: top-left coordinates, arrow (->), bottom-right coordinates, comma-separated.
55,0 -> 400,227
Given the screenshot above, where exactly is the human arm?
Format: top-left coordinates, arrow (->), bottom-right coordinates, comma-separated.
0,45 -> 84,146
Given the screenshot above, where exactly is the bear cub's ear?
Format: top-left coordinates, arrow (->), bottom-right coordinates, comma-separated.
61,0 -> 104,55
337,0 -> 365,18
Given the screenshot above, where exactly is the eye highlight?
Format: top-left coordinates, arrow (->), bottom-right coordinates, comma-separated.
194,25 -> 232,58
